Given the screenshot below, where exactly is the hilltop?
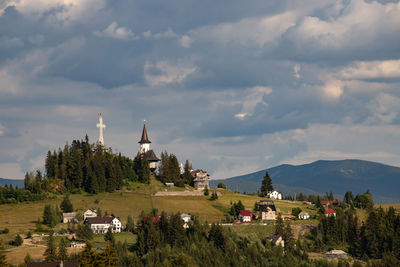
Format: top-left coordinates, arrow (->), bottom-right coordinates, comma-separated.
0,178 -> 24,188
210,159 -> 400,203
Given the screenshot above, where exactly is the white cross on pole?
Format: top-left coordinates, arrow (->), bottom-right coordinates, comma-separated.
96,113 -> 106,145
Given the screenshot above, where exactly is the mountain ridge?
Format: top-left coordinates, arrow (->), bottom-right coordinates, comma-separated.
210,159 -> 400,203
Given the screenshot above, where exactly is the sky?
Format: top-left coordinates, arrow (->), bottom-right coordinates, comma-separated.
0,0 -> 400,180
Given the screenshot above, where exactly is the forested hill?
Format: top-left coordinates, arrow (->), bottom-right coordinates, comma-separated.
210,159 -> 400,203
0,178 -> 24,188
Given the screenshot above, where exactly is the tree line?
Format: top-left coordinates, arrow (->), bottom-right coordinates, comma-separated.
22,135 -> 155,195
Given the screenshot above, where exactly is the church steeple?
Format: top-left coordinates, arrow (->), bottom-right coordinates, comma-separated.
139,123 -> 151,144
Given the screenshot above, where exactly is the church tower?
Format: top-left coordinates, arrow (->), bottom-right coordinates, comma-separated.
137,122 -> 160,172
139,123 -> 151,153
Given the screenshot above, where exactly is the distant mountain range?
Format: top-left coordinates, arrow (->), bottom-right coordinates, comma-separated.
0,178 -> 24,188
210,159 -> 400,203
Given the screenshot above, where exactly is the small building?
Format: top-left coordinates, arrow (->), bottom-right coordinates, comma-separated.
326,249 -> 347,259
83,209 -> 97,220
85,215 -> 121,234
180,213 -> 191,228
259,200 -> 277,220
165,183 -> 174,187
70,242 -> 86,248
325,209 -> 336,217
298,211 -> 310,220
239,210 -> 252,223
267,235 -> 285,247
62,212 -> 77,223
281,214 -> 295,220
267,190 -> 282,200
192,169 -> 210,190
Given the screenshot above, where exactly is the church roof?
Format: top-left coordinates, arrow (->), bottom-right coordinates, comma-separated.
139,124 -> 151,144
136,150 -> 160,162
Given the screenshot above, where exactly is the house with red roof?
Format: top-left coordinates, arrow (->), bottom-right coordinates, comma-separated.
239,210 -> 252,223
325,209 -> 336,217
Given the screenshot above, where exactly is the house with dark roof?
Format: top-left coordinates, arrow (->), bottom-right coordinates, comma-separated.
85,214 -> 121,234
259,200 -> 277,220
192,169 -> 210,190
136,123 -> 160,172
239,210 -> 252,223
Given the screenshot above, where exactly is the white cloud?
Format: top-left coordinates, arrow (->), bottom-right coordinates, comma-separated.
341,60 -> 400,81
0,163 -> 25,179
94,22 -> 139,40
366,93 -> 400,124
180,35 -> 193,48
235,86 -> 272,119
293,64 -> 300,79
144,60 -> 197,86
286,0 -> 400,51
2,0 -> 106,24
192,11 -> 298,47
322,80 -> 343,100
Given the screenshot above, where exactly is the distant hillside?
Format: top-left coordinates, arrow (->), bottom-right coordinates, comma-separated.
0,178 -> 24,188
210,159 -> 400,203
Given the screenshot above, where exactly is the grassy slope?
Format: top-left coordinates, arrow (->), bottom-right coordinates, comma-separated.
0,178 -> 321,265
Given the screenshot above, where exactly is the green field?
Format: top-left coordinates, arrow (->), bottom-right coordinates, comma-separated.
0,179 -> 325,265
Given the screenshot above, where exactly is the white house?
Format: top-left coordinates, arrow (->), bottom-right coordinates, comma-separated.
239,210 -> 252,223
267,190 -> 282,200
298,211 -> 310,220
180,213 -> 191,228
267,235 -> 285,247
84,209 -> 97,220
85,215 -> 121,234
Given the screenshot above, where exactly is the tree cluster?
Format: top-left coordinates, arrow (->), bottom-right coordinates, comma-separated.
0,183 -> 46,204
229,200 -> 245,219
117,211 -> 339,267
42,204 -> 62,227
38,135 -> 139,194
309,206 -> 400,261
158,152 -> 191,187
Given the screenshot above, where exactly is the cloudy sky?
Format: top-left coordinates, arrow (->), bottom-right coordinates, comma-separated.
1,0 -> 400,180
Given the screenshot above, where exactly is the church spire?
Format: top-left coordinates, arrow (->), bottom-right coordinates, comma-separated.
139,122 -> 151,144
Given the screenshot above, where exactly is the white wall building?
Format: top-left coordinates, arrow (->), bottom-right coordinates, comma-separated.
85,216 -> 121,234
84,209 -> 97,220
267,190 -> 282,200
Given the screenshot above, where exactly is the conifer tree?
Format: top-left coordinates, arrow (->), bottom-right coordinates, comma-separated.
44,232 -> 57,261
183,160 -> 193,185
260,171 -> 273,196
104,228 -> 115,245
79,241 -> 96,266
60,194 -> 74,213
126,215 -> 135,233
24,253 -> 32,265
275,214 -> 284,237
99,242 -> 120,266
58,237 -> 68,261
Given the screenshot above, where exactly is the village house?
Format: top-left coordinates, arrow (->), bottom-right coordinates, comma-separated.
267,235 -> 285,247
259,200 -> 277,220
267,190 -> 283,200
83,209 -> 97,220
325,209 -> 336,217
62,212 -> 77,223
298,211 -> 310,220
192,169 -> 210,190
85,214 -> 121,234
239,210 -> 252,223
180,213 -> 191,228
326,249 -> 347,259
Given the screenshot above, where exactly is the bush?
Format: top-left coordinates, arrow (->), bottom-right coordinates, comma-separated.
203,186 -> 209,196
9,234 -> 23,246
0,228 -> 9,234
217,183 -> 226,189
